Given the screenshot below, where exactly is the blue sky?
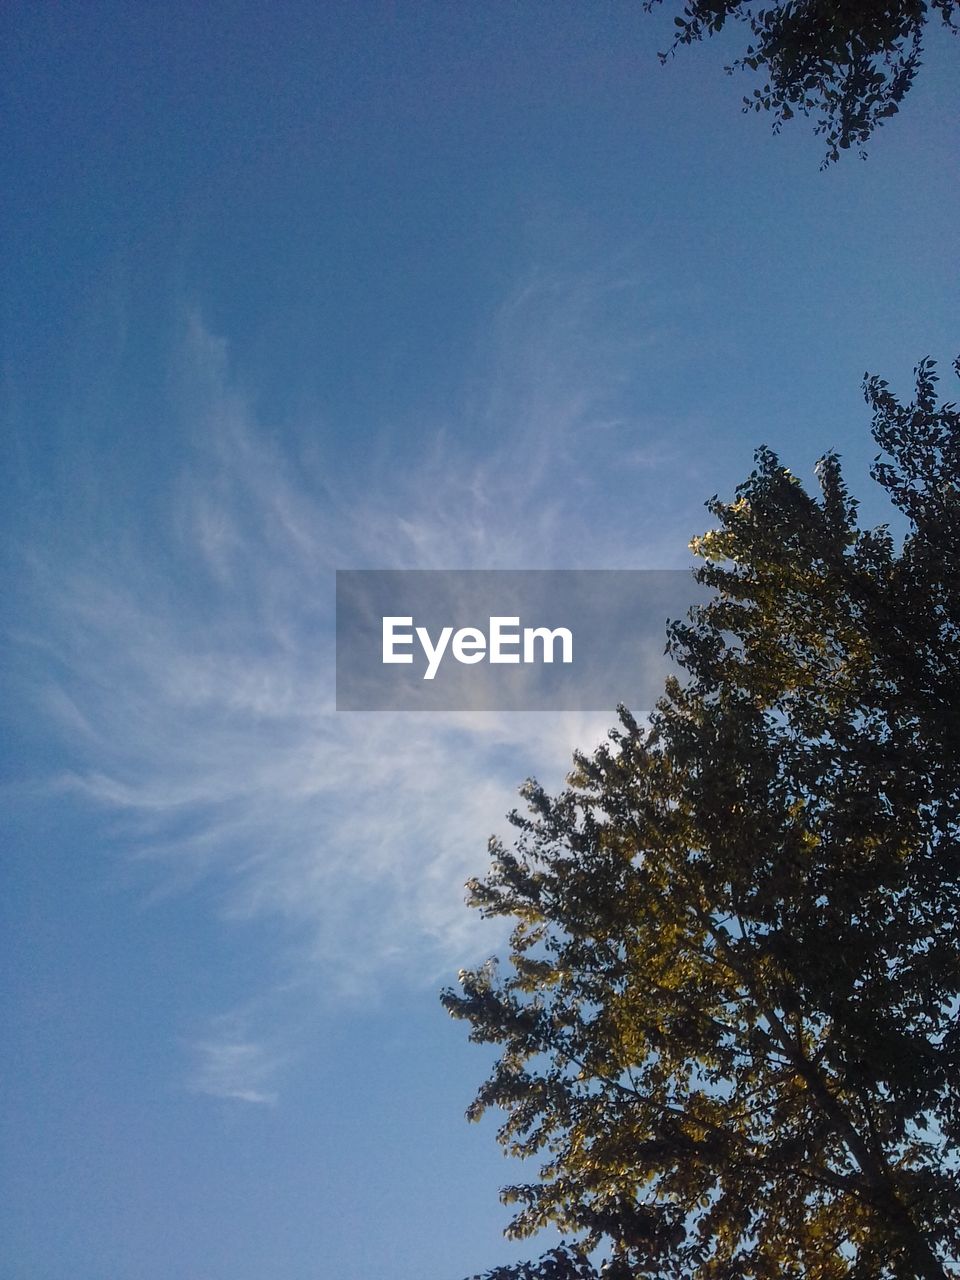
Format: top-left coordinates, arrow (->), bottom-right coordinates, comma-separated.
1,3 -> 958,1278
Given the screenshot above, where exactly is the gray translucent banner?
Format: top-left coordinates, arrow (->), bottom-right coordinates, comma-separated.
336,570 -> 706,711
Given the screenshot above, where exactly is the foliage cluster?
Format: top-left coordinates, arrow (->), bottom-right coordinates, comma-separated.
646,0 -> 957,161
444,359 -> 960,1280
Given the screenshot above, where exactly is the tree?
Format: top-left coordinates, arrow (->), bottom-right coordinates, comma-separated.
644,0 -> 957,163
442,357 -> 960,1280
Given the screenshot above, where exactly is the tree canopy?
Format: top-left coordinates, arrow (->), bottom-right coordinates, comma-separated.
646,0 -> 957,163
442,357 -> 960,1280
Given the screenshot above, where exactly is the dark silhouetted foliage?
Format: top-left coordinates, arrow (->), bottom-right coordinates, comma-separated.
645,0 -> 957,162
444,358 -> 960,1280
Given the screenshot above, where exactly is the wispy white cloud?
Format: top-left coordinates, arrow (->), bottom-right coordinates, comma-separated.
187,1015 -> 285,1106
16,266 -> 701,1098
